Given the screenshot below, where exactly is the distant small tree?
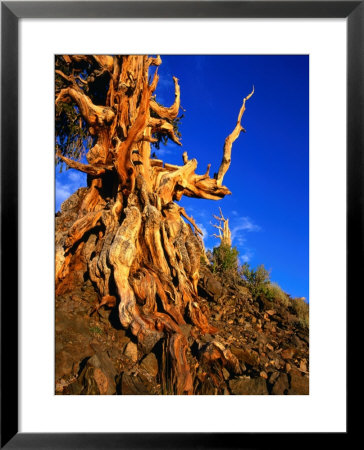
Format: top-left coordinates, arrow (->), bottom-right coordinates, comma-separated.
210,209 -> 238,274
212,243 -> 239,274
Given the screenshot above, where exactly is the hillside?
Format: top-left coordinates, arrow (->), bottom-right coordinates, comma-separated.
55,189 -> 309,395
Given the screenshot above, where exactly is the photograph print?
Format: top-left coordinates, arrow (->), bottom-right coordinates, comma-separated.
55,55 -> 309,395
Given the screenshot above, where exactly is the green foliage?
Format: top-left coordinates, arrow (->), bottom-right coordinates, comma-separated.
212,243 -> 239,274
240,265 -> 295,308
266,282 -> 290,307
55,102 -> 94,170
55,56 -> 94,170
291,297 -> 309,329
209,241 -> 305,321
240,263 -> 272,300
89,326 -> 103,335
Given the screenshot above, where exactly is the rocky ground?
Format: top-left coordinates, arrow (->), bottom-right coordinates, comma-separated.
55,263 -> 309,395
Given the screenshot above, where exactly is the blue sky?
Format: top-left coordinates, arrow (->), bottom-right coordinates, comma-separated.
56,55 -> 309,301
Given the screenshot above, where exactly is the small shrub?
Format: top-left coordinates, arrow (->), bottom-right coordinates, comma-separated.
212,243 -> 239,274
240,263 -> 272,300
89,326 -> 103,334
291,297 -> 309,329
267,282 -> 291,307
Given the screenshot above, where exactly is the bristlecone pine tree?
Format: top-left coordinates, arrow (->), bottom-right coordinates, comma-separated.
55,55 -> 253,394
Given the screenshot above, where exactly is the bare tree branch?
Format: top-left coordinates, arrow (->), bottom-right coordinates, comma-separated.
216,86 -> 254,186
150,76 -> 180,120
56,152 -> 112,176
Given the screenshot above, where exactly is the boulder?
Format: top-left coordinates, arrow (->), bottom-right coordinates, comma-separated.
230,345 -> 260,367
124,342 -> 138,363
271,373 -> 289,395
120,372 -> 160,395
288,371 -> 309,395
140,353 -> 159,378
78,352 -> 117,395
199,267 -> 224,300
281,347 -> 296,360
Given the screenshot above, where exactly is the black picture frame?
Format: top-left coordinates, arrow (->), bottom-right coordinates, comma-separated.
1,1 -> 357,448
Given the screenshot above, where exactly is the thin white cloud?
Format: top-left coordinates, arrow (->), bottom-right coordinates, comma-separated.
197,222 -> 208,243
67,170 -> 85,183
234,234 -> 246,247
155,145 -> 173,157
239,252 -> 253,264
228,216 -> 260,264
185,206 -> 208,219
56,169 -> 87,211
55,181 -> 72,204
153,140 -> 184,161
231,217 -> 260,243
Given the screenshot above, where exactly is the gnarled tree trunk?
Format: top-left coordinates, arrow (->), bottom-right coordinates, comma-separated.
55,55 -> 253,394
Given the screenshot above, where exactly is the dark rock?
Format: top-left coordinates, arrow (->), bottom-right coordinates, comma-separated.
291,334 -> 304,348
140,353 -> 158,377
237,286 -> 252,301
120,372 -> 160,395
230,345 -> 260,367
65,381 -> 83,395
79,352 -> 117,395
268,371 -> 280,385
199,376 -> 217,395
281,347 -> 296,360
297,331 -> 309,344
288,371 -> 309,395
229,376 -> 268,395
257,296 -> 274,312
271,373 -> 289,395
138,330 -> 164,354
199,267 -> 224,300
